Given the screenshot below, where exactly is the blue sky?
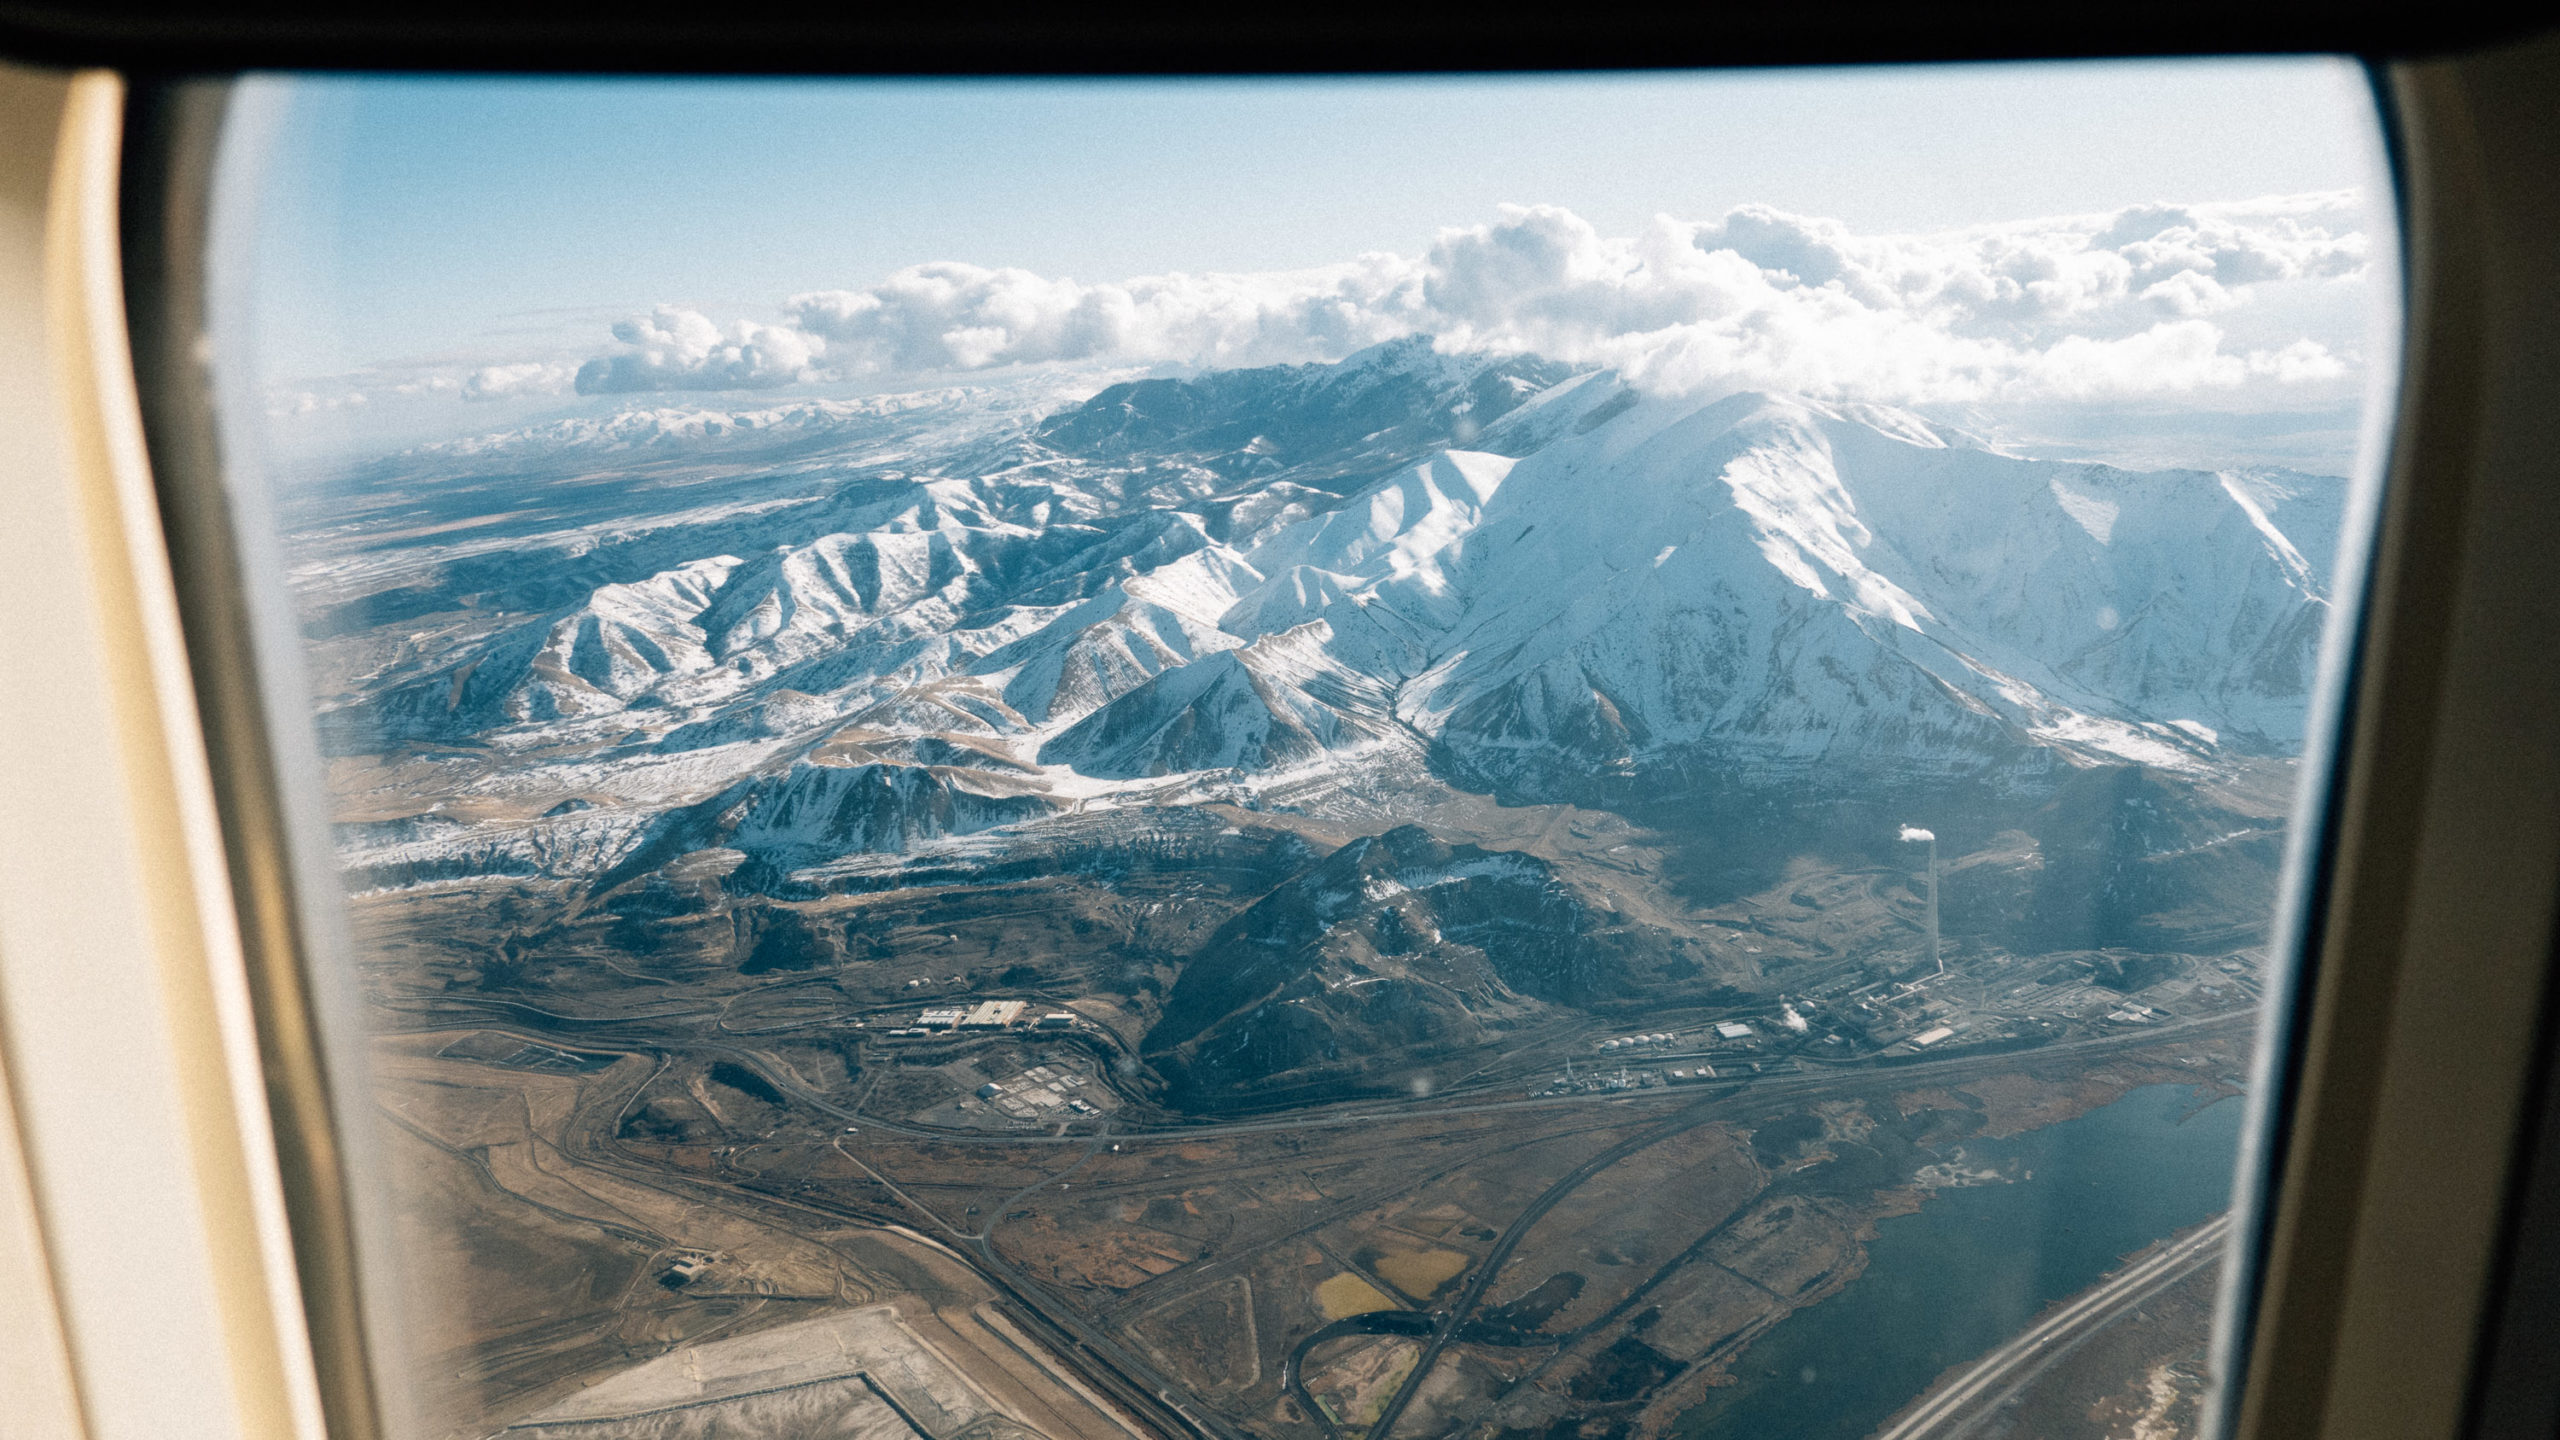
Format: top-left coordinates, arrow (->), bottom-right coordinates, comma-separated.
222,59 -> 2387,459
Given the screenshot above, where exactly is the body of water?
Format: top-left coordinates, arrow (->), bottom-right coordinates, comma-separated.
1677,1082 -> 2244,1440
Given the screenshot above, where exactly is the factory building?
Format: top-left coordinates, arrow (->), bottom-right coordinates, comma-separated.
908,999 -> 1064,1033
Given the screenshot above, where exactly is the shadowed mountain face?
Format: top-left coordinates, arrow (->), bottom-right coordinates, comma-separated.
1145,825 -> 1697,1108
2017,764 -> 2291,953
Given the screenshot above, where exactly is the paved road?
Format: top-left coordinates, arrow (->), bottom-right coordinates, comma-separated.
1867,1213 -> 2232,1440
390,1008 -> 2251,1151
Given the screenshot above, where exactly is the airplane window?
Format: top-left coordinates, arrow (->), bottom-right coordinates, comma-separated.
198,63 -> 2395,1440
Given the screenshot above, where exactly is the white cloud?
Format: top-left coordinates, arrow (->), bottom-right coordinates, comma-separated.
782,255 -> 1422,375
462,360 -> 577,401
2249,337 -> 2350,384
449,192 -> 2379,412
271,388 -> 369,417
1400,196 -> 2368,406
2022,320 -> 2254,400
573,305 -> 828,393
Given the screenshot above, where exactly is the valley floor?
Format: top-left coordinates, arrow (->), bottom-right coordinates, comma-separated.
368,966 -> 2253,1440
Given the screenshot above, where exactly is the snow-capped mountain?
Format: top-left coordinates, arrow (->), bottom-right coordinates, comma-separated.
306,336 -> 2342,892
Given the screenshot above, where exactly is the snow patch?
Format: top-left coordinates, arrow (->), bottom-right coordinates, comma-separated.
2048,475 -> 2120,544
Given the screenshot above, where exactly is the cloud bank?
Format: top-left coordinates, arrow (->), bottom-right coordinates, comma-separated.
440,193 -> 2367,413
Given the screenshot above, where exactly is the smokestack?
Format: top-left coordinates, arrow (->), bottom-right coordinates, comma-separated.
1900,826 -> 1940,976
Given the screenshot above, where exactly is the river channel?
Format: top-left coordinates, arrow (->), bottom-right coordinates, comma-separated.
1675,1081 -> 2246,1440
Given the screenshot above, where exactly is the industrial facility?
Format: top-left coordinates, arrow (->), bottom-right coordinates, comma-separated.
908,999 -> 1069,1031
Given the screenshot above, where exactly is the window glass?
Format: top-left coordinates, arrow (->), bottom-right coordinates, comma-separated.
207,64 -> 2392,1440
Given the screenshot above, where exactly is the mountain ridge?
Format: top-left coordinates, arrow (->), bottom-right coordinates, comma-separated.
303,342 -> 2341,903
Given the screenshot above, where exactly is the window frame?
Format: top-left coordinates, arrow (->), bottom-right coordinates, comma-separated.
0,15 -> 2553,1440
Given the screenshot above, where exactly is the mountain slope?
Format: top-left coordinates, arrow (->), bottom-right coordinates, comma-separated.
1144,824 -> 1693,1106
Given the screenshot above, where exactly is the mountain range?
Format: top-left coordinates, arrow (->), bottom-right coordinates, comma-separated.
311,336 -> 2336,896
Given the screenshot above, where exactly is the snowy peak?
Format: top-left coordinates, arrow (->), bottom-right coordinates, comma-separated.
598,759 -> 1062,891
1033,335 -> 1581,491
969,594 -> 1218,726
1036,623 -> 1407,781
1407,385 -> 2333,764
1222,448 -> 1517,659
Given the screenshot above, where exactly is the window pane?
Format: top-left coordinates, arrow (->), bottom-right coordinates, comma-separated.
206,63 -> 2392,1440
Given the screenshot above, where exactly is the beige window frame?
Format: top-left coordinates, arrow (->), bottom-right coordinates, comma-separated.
0,68 -> 324,1440
2,29 -> 2558,1440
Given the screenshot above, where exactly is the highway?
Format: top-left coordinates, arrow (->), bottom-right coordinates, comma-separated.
1867,1213 -> 2233,1440
386,1004 -> 2253,1152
